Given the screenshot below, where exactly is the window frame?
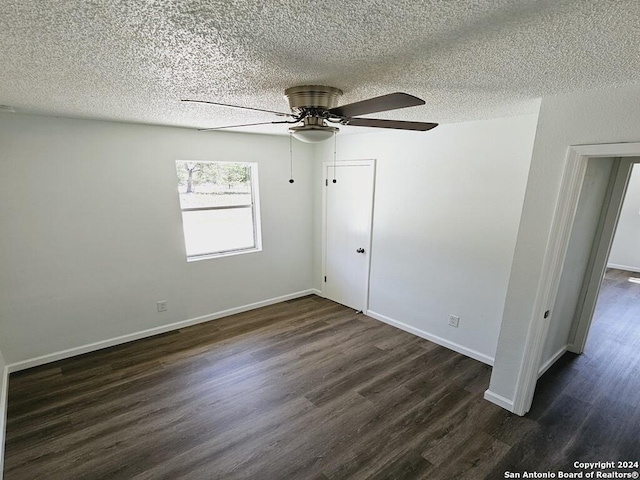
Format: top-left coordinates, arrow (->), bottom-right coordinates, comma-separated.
176,160 -> 262,261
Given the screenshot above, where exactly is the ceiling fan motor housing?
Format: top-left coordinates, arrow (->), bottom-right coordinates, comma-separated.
284,85 -> 343,114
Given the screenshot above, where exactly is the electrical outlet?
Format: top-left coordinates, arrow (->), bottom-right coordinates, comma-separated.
157,301 -> 168,312
448,314 -> 460,328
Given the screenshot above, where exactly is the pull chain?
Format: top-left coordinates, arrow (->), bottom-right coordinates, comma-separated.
332,131 -> 337,183
289,132 -> 294,183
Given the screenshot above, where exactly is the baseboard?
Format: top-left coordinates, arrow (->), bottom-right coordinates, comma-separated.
0,365 -> 9,480
365,310 -> 494,366
7,289 -> 318,373
537,345 -> 568,378
483,389 -> 515,412
566,343 -> 581,354
607,263 -> 640,274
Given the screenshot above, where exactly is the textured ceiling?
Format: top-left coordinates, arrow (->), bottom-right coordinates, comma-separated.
1,0 -> 640,135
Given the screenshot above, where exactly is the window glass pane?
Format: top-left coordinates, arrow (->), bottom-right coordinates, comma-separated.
175,160 -> 261,259
176,161 -> 252,209
181,208 -> 255,257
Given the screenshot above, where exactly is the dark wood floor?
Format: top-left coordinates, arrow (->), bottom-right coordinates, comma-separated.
3,270 -> 640,479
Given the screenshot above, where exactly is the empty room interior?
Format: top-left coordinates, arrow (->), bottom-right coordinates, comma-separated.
2,1 -> 640,479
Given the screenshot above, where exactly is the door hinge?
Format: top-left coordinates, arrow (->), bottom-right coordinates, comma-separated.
325,179 -> 328,186
324,276 -> 327,282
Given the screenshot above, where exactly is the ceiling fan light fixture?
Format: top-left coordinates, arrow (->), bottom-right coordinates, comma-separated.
289,124 -> 339,143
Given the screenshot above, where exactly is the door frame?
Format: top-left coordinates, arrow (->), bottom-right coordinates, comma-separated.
321,159 -> 376,311
567,157 -> 637,353
510,142 -> 640,416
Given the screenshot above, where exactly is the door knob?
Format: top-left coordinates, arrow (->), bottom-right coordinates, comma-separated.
356,248 -> 365,254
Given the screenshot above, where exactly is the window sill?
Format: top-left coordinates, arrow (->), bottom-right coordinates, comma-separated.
186,247 -> 262,262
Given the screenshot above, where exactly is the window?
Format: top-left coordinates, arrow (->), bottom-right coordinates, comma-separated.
176,161 -> 261,260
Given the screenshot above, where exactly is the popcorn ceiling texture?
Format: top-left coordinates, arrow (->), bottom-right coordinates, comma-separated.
1,0 -> 639,133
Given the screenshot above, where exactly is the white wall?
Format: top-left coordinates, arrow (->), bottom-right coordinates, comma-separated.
315,114 -> 539,362
609,165 -> 640,272
0,113 -> 315,364
490,84 -> 640,406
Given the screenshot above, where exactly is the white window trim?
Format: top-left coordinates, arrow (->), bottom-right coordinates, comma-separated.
177,161 -> 262,261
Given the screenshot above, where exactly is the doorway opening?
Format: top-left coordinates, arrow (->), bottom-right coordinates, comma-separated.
566,162 -> 640,354
559,159 -> 639,357
533,158 -> 640,416
522,163 -> 640,460
498,143 -> 640,418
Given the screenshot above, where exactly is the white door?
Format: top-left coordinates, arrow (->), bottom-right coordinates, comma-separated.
323,160 -> 375,311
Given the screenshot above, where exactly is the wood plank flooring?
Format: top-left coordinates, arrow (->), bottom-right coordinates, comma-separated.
3,271 -> 640,479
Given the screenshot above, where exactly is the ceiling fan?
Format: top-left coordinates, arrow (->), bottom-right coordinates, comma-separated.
182,85 -> 438,143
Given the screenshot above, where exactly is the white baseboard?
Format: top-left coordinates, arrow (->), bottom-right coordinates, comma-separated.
566,343 -> 581,354
0,365 -> 9,480
537,345 -> 568,378
607,263 -> 640,274
7,289 -> 319,373
365,310 -> 494,366
483,389 -> 515,412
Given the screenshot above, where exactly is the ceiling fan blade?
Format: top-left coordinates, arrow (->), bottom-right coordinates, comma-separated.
182,99 -> 293,117
329,93 -> 425,118
198,120 -> 294,132
347,118 -> 438,131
